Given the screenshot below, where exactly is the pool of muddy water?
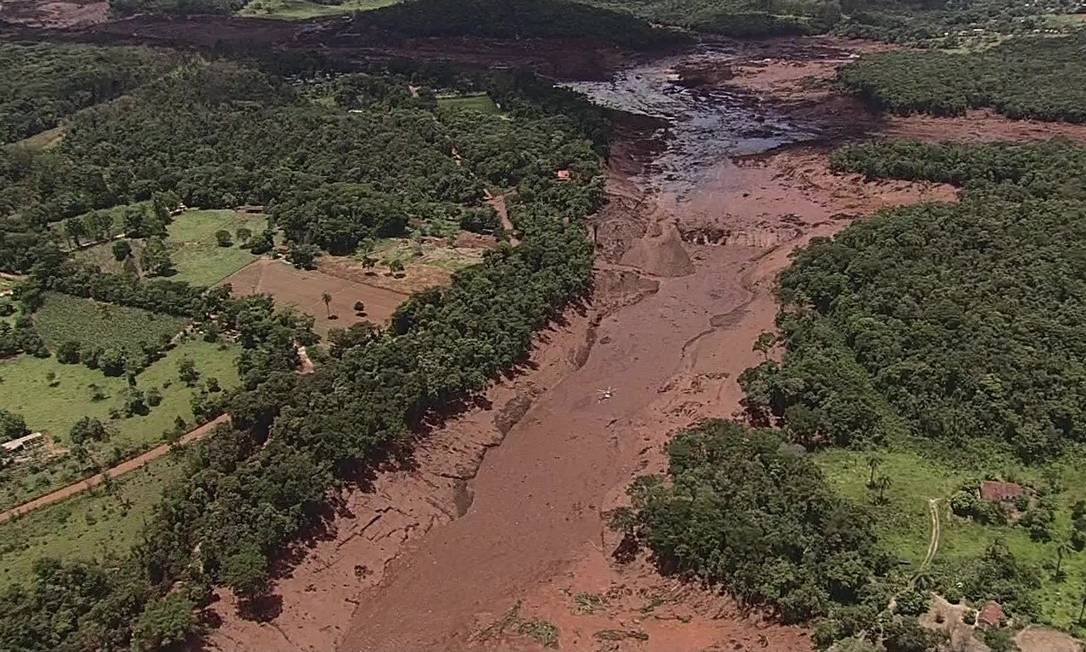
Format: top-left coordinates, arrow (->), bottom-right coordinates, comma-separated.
564,44 -> 819,197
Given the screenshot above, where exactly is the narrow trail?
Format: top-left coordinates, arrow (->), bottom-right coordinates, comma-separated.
0,414 -> 230,524
922,498 -> 942,571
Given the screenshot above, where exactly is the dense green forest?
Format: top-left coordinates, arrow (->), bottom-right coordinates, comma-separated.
834,0 -> 1082,45
0,43 -> 172,146
840,32 -> 1086,122
611,421 -> 891,626
576,0 -> 1080,39
0,47 -> 605,650
740,139 -> 1086,461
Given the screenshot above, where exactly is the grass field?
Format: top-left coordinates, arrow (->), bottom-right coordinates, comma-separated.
10,125 -> 65,152
368,236 -> 488,272
238,0 -> 395,20
74,209 -> 268,287
436,93 -> 501,114
0,339 -> 239,448
0,456 -> 182,588
815,446 -> 1086,632
33,292 -> 187,355
0,339 -> 239,510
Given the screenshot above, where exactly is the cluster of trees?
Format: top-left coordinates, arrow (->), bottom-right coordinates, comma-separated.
580,0 -> 841,37
610,420 -> 891,640
831,138 -> 1086,199
840,32 -> 1086,122
356,0 -> 688,48
0,43 -> 172,145
834,0 -> 1080,45
0,61 -> 606,650
742,139 -> 1086,461
0,316 -> 46,358
0,409 -> 28,443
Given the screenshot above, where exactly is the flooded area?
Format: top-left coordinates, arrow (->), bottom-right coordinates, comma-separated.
564,44 -> 819,196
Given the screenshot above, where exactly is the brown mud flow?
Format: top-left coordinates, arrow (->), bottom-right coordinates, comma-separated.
208,37 -> 1073,652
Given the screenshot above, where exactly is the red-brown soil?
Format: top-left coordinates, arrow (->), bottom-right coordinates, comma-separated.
0,0 -> 106,28
222,258 -> 407,334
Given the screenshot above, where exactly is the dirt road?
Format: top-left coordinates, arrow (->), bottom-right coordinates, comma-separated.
0,414 -> 230,525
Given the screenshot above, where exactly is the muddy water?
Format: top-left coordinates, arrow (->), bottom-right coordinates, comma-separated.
564,45 -> 817,195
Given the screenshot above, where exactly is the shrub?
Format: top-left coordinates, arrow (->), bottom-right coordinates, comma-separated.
894,589 -> 930,616
69,417 -> 109,444
56,340 -> 81,364
0,409 -> 28,441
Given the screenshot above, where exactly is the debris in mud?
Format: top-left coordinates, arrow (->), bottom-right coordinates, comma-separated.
594,628 -> 650,642
619,220 -> 694,277
472,601 -> 560,649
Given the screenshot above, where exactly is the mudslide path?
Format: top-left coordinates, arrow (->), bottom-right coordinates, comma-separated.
210,38 -> 994,652
335,42 -> 959,650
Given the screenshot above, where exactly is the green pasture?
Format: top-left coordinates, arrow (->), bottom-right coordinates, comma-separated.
436,93 -> 500,114
815,446 -> 1086,631
0,456 -> 183,588
238,0 -> 396,20
74,209 -> 267,287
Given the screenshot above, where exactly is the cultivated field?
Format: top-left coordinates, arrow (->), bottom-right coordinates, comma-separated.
223,258 -> 408,334
0,456 -> 182,588
33,292 -> 187,354
74,209 -> 268,286
436,93 -> 500,113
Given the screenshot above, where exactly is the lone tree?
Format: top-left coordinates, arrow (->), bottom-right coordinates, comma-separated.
215,229 -> 232,247
321,292 -> 333,319
112,239 -> 132,262
873,474 -> 892,504
353,300 -> 366,315
866,454 -> 883,488
753,331 -> 776,362
1056,538 -> 1073,579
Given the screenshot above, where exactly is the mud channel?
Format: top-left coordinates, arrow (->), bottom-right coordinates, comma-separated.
209,37 -> 1065,652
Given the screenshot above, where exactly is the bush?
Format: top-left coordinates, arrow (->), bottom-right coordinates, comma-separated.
0,409 -> 28,441
131,593 -> 197,652
99,347 -> 127,376
894,589 -> 930,616
884,616 -> 946,652
56,339 -> 81,364
112,239 -> 132,262
69,417 -> 108,444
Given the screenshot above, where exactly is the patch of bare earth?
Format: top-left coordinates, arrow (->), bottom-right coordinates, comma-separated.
221,258 -> 407,334
0,0 -> 107,27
